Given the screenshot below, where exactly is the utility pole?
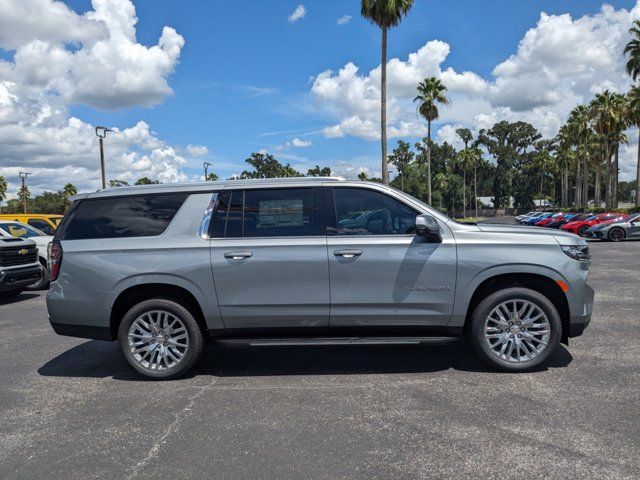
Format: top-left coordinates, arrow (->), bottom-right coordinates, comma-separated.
18,171 -> 31,214
95,126 -> 113,189
203,162 -> 213,181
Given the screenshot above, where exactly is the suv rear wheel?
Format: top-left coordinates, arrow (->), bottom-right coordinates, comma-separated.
118,298 -> 204,380
469,287 -> 561,372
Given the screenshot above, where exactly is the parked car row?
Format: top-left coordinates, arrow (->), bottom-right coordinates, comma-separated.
0,214 -> 60,296
515,210 -> 640,241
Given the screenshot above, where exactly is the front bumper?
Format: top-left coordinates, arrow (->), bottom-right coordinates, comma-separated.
568,284 -> 594,337
0,264 -> 42,292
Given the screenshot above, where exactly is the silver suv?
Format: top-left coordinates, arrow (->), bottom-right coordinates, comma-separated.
47,178 -> 593,379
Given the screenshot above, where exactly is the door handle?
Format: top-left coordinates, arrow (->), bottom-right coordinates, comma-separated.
224,251 -> 253,260
333,249 -> 362,258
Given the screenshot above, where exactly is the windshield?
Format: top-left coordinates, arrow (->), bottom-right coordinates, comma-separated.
0,222 -> 44,238
629,213 -> 640,222
49,217 -> 62,226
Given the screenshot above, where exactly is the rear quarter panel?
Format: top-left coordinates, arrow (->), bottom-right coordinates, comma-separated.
47,193 -> 223,330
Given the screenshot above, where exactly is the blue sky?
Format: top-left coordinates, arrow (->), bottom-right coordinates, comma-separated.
1,0 -> 638,194
59,0 -> 635,181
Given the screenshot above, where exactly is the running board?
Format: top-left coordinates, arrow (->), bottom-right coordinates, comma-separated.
215,336 -> 459,347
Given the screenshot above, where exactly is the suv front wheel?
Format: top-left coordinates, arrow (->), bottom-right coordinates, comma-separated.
469,287 -> 561,372
118,298 -> 204,380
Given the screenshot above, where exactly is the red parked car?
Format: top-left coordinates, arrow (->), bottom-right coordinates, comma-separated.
535,212 -> 568,227
561,213 -> 629,236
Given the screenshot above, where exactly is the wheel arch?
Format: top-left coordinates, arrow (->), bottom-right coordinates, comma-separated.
463,272 -> 570,344
110,283 -> 207,340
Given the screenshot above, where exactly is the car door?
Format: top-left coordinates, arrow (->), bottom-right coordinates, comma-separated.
209,187 -> 330,329
628,215 -> 640,238
326,185 -> 456,328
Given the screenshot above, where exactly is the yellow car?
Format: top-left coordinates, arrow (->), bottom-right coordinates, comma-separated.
0,214 -> 63,235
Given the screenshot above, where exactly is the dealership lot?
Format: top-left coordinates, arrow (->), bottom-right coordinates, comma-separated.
1,229 -> 639,479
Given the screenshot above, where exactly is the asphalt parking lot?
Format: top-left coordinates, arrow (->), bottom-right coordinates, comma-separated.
1,221 -> 639,479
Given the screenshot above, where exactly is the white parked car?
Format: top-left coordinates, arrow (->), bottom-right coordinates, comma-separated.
0,220 -> 52,289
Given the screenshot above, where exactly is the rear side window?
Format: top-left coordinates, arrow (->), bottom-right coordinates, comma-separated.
209,188 -> 322,238
58,194 -> 187,240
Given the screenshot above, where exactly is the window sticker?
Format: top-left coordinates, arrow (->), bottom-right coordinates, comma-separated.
258,199 -> 303,228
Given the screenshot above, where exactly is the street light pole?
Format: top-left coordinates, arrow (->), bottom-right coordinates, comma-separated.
203,162 -> 213,181
18,171 -> 31,214
95,126 -> 113,189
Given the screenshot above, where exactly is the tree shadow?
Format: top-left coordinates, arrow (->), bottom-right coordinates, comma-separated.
38,339 -> 573,381
0,292 -> 40,306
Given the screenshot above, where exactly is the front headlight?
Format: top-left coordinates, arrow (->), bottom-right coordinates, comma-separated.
561,245 -> 590,261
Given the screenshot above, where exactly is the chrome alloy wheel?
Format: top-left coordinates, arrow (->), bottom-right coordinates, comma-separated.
127,310 -> 189,371
483,300 -> 551,364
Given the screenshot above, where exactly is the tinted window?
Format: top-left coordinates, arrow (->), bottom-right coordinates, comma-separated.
28,219 -> 54,235
332,188 -> 417,235
59,194 -> 187,240
244,188 -> 316,237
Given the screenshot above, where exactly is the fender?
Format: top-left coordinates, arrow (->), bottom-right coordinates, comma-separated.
449,263 -> 571,327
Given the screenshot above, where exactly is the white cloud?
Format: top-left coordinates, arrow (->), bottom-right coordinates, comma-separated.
311,1 -> 640,179
288,4 -> 307,23
0,0 -> 190,196
275,137 -> 313,150
336,15 -> 352,26
291,137 -> 311,148
186,144 -> 209,156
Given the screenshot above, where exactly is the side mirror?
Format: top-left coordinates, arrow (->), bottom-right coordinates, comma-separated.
415,214 -> 441,240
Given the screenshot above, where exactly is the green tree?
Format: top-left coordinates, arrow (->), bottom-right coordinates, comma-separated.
18,184 -> 31,212
206,172 -> 219,181
624,19 -> 640,81
241,152 -> 301,178
135,177 -> 160,185
0,176 -> 6,213
307,165 -> 332,177
109,179 -> 129,188
627,86 -> 640,207
361,0 -> 414,185
414,77 -> 450,205
477,121 -> 541,208
388,140 -> 414,191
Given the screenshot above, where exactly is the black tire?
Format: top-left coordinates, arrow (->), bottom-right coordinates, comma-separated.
26,263 -> 49,291
607,227 -> 625,242
118,298 -> 204,380
578,225 -> 589,237
0,289 -> 23,298
468,287 -> 562,372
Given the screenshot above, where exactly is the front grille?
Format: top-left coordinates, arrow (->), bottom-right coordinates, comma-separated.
0,245 -> 38,267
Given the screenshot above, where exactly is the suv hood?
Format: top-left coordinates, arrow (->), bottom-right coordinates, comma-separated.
475,223 -> 583,244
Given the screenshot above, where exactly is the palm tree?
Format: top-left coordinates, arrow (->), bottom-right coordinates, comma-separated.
456,128 -> 475,216
627,86 -> 640,207
361,0 -> 414,185
62,183 -> 77,198
567,105 -> 591,211
0,175 -> 6,213
455,147 -> 481,218
590,91 -> 626,210
414,77 -> 450,204
624,20 -> 640,81
556,125 -> 574,208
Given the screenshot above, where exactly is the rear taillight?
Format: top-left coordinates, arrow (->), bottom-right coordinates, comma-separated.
48,240 -> 63,281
